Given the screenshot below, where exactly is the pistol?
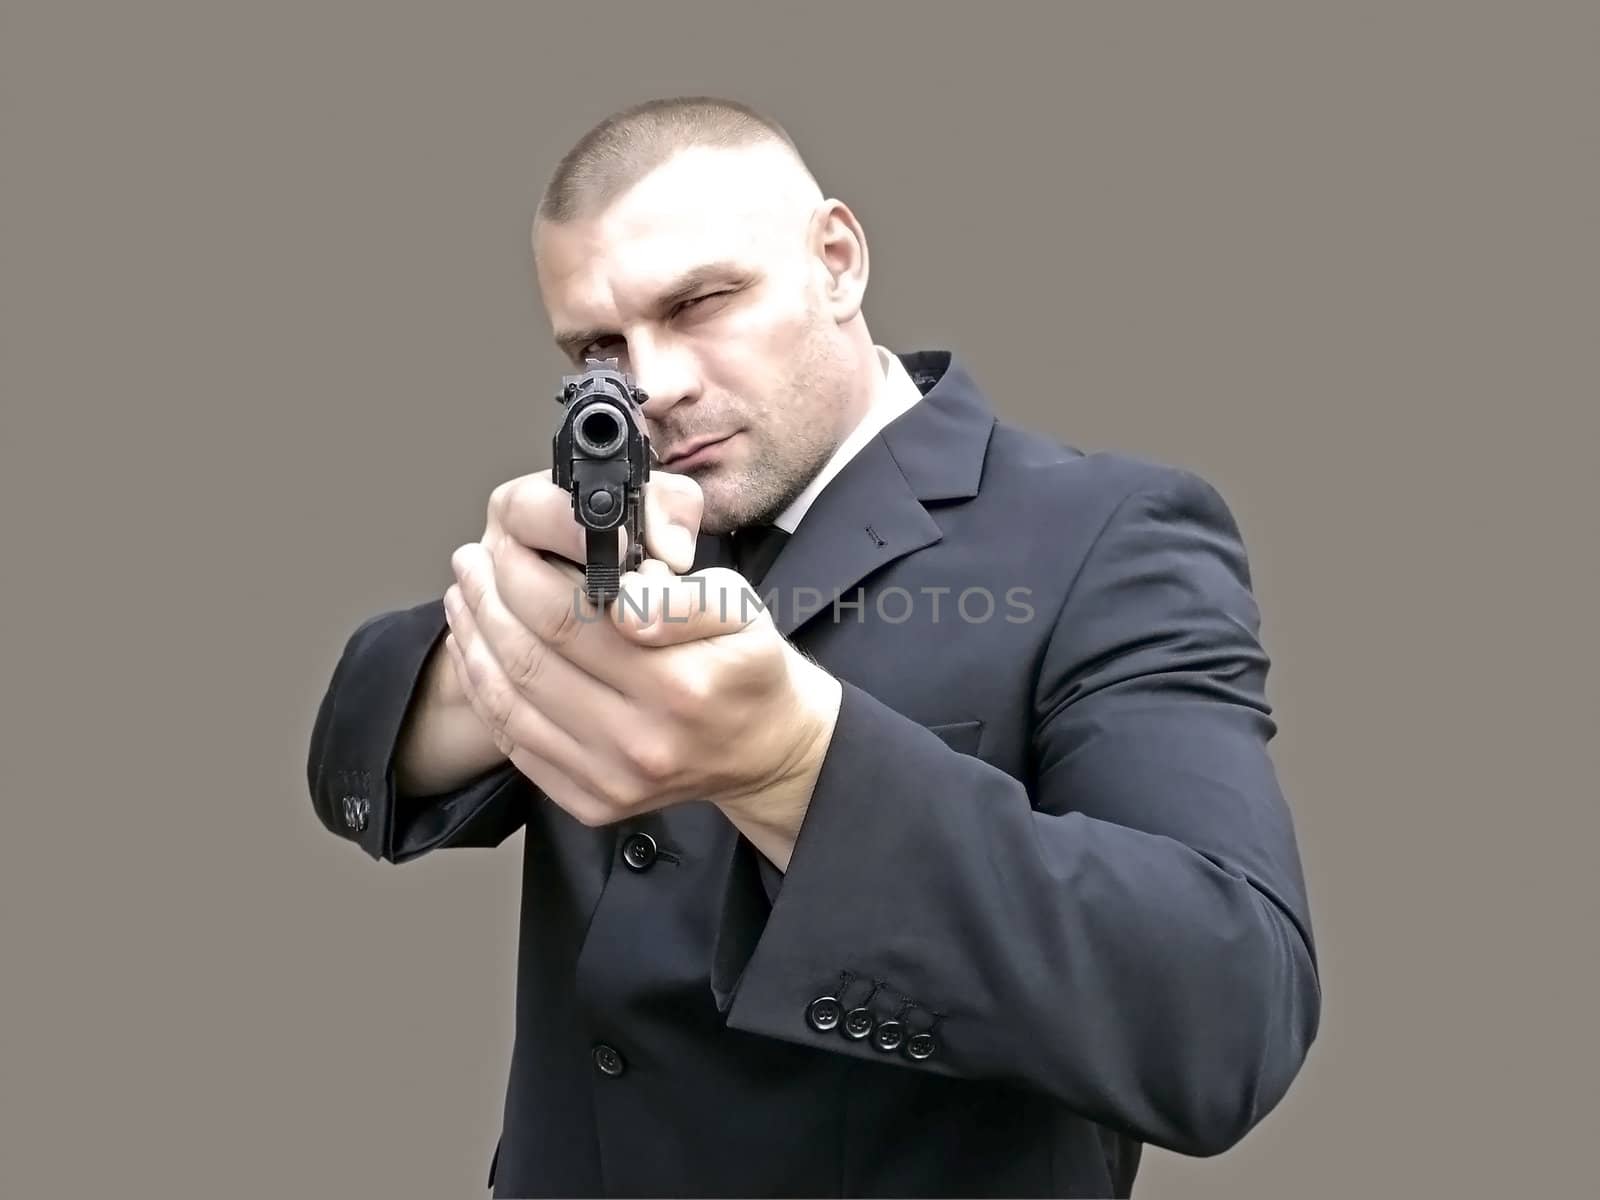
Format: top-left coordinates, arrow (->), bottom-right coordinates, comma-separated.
552,357 -> 653,605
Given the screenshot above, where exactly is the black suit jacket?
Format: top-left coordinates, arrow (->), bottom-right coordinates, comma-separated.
306,350 -> 1320,1198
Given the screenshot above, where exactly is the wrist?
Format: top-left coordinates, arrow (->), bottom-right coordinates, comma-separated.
721,653 -> 840,825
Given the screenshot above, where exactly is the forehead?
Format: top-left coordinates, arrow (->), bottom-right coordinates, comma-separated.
536,144 -> 801,318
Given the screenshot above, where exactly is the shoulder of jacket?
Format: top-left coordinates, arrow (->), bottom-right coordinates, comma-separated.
985,421 -> 1216,508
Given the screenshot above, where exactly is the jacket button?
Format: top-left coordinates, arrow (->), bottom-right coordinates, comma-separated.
806,996 -> 842,1032
342,795 -> 369,832
592,1043 -> 626,1077
842,1007 -> 875,1040
872,1020 -> 905,1053
905,1032 -> 937,1060
621,832 -> 657,871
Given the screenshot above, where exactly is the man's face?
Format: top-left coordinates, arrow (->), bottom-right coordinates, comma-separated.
534,143 -> 867,536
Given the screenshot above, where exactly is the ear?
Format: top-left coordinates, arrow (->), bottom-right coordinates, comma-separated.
809,199 -> 869,324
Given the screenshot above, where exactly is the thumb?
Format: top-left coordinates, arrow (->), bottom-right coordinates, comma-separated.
613,566 -> 763,645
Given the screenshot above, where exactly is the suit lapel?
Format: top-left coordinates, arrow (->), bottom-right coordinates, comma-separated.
768,352 -> 998,639
688,452 -> 945,640
691,350 -> 997,640
757,437 -> 940,638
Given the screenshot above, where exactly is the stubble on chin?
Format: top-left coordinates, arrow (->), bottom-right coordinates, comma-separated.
698,431 -> 836,535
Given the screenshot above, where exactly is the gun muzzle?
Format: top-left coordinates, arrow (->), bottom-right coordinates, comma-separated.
552,359 -> 652,605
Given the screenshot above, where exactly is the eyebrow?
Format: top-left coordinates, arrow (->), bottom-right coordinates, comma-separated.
554,260 -> 750,359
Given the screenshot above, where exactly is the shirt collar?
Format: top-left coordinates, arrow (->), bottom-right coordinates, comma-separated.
772,345 -> 924,534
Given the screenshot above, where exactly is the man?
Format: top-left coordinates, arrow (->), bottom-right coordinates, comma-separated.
306,96 -> 1320,1198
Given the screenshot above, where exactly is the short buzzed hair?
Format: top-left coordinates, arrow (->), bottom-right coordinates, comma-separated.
537,95 -> 813,226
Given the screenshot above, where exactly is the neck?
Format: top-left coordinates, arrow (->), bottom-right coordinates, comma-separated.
833,322 -> 884,439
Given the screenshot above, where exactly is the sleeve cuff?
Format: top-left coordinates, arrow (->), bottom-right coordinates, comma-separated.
308,597 -> 528,862
708,679 -> 992,1074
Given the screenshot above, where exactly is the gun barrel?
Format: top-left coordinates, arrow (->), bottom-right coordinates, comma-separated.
573,402 -> 628,458
552,358 -> 652,604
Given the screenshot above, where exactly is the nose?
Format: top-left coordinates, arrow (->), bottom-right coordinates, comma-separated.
626,334 -> 699,420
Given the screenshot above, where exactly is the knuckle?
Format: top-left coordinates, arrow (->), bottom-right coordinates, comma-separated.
663,470 -> 704,511
624,732 -> 680,787
488,480 -> 514,524
560,785 -> 613,828
611,774 -> 654,811
665,663 -> 716,713
453,558 -> 484,608
480,693 -> 515,746
503,635 -> 551,692
491,473 -> 558,539
565,761 -> 615,812
533,592 -> 584,647
468,691 -> 514,758
468,665 -> 516,736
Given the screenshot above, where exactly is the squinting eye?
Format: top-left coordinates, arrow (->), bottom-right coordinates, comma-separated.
676,291 -> 725,315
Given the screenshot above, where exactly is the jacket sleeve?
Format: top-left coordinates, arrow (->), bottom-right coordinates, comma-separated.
305,596 -> 531,863
708,466 -> 1321,1158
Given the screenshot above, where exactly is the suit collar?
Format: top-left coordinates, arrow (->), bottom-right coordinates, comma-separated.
693,349 -> 996,638
878,350 -> 994,505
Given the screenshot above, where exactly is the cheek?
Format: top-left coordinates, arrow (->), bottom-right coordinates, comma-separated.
693,305 -> 800,387
715,294 -> 818,366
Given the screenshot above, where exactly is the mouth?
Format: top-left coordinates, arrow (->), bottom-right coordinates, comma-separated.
660,432 -> 738,471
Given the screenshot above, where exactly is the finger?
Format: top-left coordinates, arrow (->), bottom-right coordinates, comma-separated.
488,471 -> 589,566
614,565 -> 766,647
443,571 -> 597,767
441,631 -> 490,742
518,756 -> 621,829
489,467 -> 701,577
471,537 -> 649,695
451,542 -> 638,731
643,470 -> 704,573
504,740 -> 609,825
453,544 -> 715,814
607,557 -> 675,632
451,620 -> 624,825
443,607 -> 512,759
452,543 -> 678,814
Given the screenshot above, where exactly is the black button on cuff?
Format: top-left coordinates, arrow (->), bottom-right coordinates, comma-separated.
593,1043 -> 626,1077
905,1031 -> 937,1061
806,996 -> 842,1032
621,832 -> 658,871
341,794 -> 370,832
872,1020 -> 905,1052
842,1007 -> 875,1040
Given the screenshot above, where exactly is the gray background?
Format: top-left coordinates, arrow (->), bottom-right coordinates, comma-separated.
4,1 -> 1595,1196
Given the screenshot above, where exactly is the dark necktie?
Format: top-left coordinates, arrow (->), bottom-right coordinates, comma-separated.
730,524 -> 790,588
